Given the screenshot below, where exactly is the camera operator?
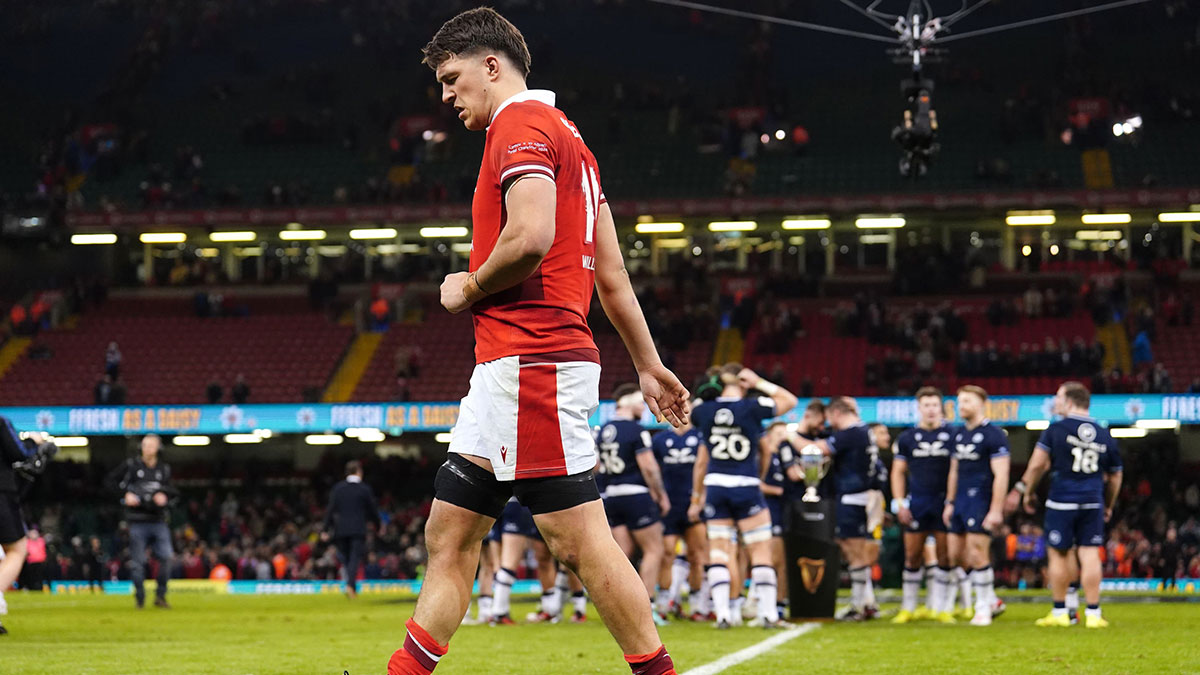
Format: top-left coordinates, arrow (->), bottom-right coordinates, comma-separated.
104,434 -> 178,609
1,416 -> 57,635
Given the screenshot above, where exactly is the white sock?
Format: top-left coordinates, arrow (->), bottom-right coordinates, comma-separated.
572,590 -> 587,616
902,567 -> 923,613
698,578 -> 713,615
971,567 -> 994,614
554,570 -> 569,611
493,568 -> 516,617
655,588 -> 672,615
1065,583 -> 1080,611
942,568 -> 958,614
670,556 -> 689,604
751,566 -> 779,622
928,567 -> 946,613
731,595 -> 746,620
541,589 -> 562,617
956,567 -> 972,611
707,565 -> 731,623
849,566 -> 870,611
864,575 -> 876,608
1085,605 -> 1101,619
478,595 -> 493,621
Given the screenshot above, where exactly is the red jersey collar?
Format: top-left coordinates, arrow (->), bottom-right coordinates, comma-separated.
489,89 -> 557,128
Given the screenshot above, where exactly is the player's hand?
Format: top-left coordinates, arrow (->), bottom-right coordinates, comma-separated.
687,501 -> 703,524
1003,489 -> 1022,517
638,364 -> 690,427
1104,507 -> 1113,523
942,502 -> 954,528
898,506 -> 914,528
983,508 -> 1003,533
152,492 -> 168,507
440,272 -> 473,314
1022,491 -> 1038,515
736,367 -> 761,391
124,492 -> 141,507
785,465 -> 804,483
658,494 -> 671,516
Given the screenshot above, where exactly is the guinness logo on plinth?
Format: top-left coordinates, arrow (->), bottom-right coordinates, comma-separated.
798,557 -> 825,593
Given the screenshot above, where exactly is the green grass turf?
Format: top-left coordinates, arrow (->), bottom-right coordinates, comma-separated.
2,593 -> 1199,674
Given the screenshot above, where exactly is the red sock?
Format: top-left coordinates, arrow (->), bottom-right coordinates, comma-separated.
388,618 -> 449,675
625,645 -> 676,675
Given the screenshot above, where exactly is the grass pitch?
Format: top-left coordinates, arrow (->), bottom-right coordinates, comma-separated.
3,592 -> 1198,674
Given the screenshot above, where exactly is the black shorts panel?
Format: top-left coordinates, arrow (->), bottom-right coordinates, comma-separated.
513,470 -> 601,515
0,491 -> 26,545
434,453 -> 512,520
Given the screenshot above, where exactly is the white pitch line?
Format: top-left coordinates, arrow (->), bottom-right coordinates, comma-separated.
680,623 -> 821,675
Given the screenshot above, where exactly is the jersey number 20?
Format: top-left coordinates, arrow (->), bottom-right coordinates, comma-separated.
710,434 -> 751,461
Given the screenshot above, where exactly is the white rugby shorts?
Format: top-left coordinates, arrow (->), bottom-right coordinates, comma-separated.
448,352 -> 601,481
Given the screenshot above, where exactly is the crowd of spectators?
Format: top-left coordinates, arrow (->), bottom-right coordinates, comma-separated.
23,454 -> 441,589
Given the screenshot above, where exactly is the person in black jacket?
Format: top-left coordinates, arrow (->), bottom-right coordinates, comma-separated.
105,434 -> 179,609
323,460 -> 380,598
0,417 -> 43,634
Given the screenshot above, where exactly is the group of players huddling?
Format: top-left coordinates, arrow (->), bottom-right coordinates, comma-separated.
462,369 -> 1123,631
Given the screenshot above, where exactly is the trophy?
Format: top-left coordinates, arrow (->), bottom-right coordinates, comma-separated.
799,444 -> 830,503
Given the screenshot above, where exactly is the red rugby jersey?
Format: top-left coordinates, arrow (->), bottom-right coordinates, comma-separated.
469,90 -> 605,364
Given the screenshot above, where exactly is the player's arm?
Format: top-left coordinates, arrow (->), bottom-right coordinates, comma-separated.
984,452 -> 1010,531
688,443 -> 709,522
1015,444 -> 1052,514
942,456 -> 958,527
891,445 -> 913,527
636,448 -> 670,514
737,368 -> 797,416
1103,468 -> 1122,522
758,439 -> 783,497
594,201 -> 689,426
447,177 -> 557,314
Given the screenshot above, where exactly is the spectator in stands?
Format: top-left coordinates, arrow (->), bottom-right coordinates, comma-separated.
1132,330 -> 1155,369
1188,378 -> 1200,394
369,297 -> 390,331
915,340 -> 935,378
1150,363 -> 1172,394
104,342 -> 122,378
1023,287 -> 1043,318
206,379 -> 224,405
94,374 -> 116,405
110,376 -> 127,405
984,341 -> 1001,375
769,362 -> 788,392
231,374 -> 250,404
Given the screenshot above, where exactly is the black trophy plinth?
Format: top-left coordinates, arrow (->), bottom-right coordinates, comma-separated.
784,498 -> 840,619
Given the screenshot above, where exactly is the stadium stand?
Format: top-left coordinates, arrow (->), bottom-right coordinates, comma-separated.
0,294 -> 353,405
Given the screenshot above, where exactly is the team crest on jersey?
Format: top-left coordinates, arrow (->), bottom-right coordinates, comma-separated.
915,432 -> 923,441
798,557 -> 826,593
973,433 -> 984,444
686,435 -> 698,446
714,408 -> 735,426
938,432 -> 950,441
1077,423 -> 1097,443
601,425 -> 618,442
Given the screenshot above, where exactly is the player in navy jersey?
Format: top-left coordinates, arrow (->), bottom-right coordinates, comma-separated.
943,385 -> 1010,626
1007,382 -> 1122,628
759,422 -> 790,619
863,422 -> 891,615
596,384 -> 670,624
689,364 -> 797,628
651,409 -> 709,620
488,499 -> 562,624
890,386 -> 956,624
